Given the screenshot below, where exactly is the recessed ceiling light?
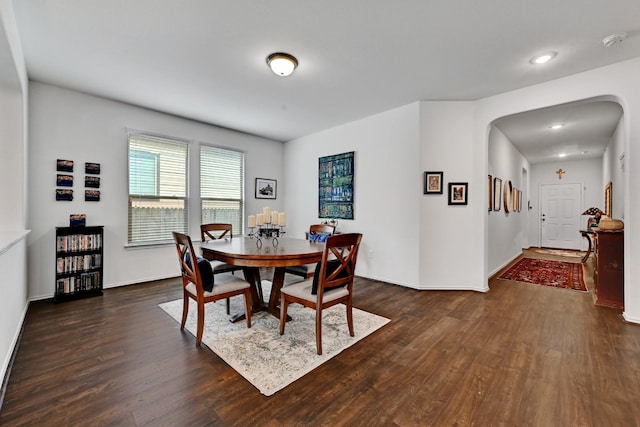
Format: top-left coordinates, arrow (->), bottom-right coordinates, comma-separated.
549,123 -> 564,130
558,153 -> 567,158
530,52 -> 557,65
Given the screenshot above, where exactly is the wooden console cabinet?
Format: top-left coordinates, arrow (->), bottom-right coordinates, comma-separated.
593,229 -> 624,309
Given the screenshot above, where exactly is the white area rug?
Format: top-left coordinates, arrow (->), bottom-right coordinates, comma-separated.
159,279 -> 390,396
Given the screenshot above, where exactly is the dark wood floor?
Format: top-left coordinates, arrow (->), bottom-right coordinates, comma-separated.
2,251 -> 640,426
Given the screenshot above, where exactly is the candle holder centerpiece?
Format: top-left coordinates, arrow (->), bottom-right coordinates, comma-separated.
247,206 -> 286,247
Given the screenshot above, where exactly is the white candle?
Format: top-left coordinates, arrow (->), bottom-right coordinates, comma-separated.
256,213 -> 264,226
263,206 -> 271,222
248,215 -> 256,228
271,210 -> 279,224
278,212 -> 286,227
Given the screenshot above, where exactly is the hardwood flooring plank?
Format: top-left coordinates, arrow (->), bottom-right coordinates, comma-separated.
2,254 -> 640,426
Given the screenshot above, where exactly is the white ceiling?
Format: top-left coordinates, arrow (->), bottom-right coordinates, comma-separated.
10,0 -> 640,161
493,100 -> 623,164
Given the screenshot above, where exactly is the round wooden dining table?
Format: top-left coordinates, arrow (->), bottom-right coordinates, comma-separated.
200,237 -> 324,321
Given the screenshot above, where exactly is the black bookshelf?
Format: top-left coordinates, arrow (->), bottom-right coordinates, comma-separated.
54,226 -> 104,302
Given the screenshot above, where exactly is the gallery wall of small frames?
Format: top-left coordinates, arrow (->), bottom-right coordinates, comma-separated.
423,171 -> 469,206
488,175 -> 522,213
56,159 -> 101,202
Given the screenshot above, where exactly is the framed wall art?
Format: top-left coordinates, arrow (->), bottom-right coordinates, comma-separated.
85,176 -> 100,188
56,189 -> 73,201
448,182 -> 468,206
493,177 -> 502,211
319,151 -> 354,219
605,182 -> 612,217
424,171 -> 443,194
56,159 -> 74,172
488,175 -> 492,211
503,180 -> 513,213
85,190 -> 101,202
255,178 -> 277,199
85,162 -> 101,175
56,174 -> 73,187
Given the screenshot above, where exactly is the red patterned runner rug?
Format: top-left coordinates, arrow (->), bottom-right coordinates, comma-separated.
498,258 -> 587,292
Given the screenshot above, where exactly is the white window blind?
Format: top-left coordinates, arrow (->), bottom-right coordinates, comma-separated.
200,145 -> 244,235
128,133 -> 189,244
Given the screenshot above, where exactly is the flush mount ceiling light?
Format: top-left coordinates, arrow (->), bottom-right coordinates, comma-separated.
530,52 -> 557,65
266,52 -> 298,77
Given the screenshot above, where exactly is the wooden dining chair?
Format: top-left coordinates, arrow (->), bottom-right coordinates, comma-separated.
279,233 -> 362,355
284,224 -> 336,279
173,232 -> 251,346
200,223 -> 245,313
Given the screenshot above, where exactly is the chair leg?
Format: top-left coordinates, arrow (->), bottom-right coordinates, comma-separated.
279,297 -> 289,335
346,300 -> 354,337
196,300 -> 205,346
181,291 -> 189,330
226,298 -> 231,315
316,308 -> 323,355
243,289 -> 252,328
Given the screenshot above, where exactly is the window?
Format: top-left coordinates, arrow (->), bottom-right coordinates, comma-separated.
128,133 -> 188,244
200,145 -> 244,235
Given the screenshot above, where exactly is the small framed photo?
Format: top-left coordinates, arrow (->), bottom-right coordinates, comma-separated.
423,171 -> 443,194
56,189 -> 73,201
57,159 -> 74,172
448,182 -> 468,205
56,174 -> 74,187
255,178 -> 277,199
85,190 -> 101,202
85,162 -> 101,175
85,176 -> 100,188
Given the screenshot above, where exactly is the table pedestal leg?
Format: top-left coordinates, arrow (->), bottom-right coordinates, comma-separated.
229,267 -> 265,323
268,267 -> 291,321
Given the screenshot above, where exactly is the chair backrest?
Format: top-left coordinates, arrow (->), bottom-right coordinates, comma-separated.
310,224 -> 335,235
173,232 -> 202,290
316,233 -> 362,295
201,223 -> 233,242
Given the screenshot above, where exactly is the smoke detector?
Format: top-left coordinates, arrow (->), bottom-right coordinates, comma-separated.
602,33 -> 626,48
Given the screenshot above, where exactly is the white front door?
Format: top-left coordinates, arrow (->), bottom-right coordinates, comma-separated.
540,183 -> 582,249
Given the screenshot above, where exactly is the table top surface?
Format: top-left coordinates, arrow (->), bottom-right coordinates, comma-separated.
200,237 -> 324,267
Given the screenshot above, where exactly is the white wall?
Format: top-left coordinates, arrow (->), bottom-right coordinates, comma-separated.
27,82 -> 284,299
418,101 -> 483,290
487,126 -> 530,275
284,103 -> 421,287
603,116 -> 625,220
0,0 -> 29,389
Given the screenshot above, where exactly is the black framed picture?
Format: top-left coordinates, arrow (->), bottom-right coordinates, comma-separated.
85,176 -> 100,188
56,174 -> 73,187
424,171 -> 443,194
56,189 -> 73,201
85,162 -> 101,175
448,182 -> 468,205
57,159 -> 74,172
255,178 -> 276,199
85,190 -> 100,202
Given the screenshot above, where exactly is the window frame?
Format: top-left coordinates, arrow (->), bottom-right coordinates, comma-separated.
127,131 -> 189,246
199,144 -> 245,236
